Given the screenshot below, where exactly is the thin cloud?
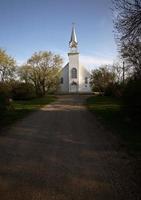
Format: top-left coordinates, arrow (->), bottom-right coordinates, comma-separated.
17,48 -> 114,70
80,54 -> 113,68
17,60 -> 26,66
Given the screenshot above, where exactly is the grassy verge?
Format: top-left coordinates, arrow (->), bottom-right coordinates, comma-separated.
87,96 -> 141,154
0,95 -> 56,128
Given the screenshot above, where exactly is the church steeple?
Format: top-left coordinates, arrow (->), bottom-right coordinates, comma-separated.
69,23 -> 78,53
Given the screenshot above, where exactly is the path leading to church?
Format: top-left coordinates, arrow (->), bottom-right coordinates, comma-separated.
0,95 -> 140,200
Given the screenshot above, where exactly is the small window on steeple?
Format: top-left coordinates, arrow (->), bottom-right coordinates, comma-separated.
71,68 -> 77,78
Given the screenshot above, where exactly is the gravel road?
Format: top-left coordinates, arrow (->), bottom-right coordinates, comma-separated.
0,95 -> 140,200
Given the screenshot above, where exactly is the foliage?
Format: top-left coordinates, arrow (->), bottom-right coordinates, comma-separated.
113,0 -> 141,77
0,91 -> 8,111
12,82 -> 35,100
90,66 -> 116,93
112,62 -> 124,83
18,64 -> 31,84
113,0 -> 141,42
112,60 -> 133,83
122,77 -> 141,123
104,82 -> 124,97
18,51 -> 63,96
0,49 -> 16,82
0,82 -> 12,111
121,39 -> 141,77
112,0 -> 141,125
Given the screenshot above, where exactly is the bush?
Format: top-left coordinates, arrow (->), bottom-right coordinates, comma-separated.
104,83 -> 124,98
122,78 -> 141,124
12,82 -> 35,100
0,82 -> 12,111
104,83 -> 115,96
0,93 -> 7,111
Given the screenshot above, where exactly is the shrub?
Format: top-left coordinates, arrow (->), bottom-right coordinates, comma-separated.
104,83 -> 124,98
0,93 -> 7,111
0,82 -> 12,111
104,83 -> 115,96
12,82 -> 35,100
122,78 -> 141,124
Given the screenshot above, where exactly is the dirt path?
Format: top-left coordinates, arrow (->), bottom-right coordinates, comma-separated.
0,95 -> 140,200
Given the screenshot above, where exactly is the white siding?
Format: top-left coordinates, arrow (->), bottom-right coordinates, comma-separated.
68,53 -> 79,92
79,65 -> 91,93
59,63 -> 69,93
59,54 -> 92,93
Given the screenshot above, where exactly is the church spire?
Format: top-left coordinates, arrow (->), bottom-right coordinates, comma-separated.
69,23 -> 78,51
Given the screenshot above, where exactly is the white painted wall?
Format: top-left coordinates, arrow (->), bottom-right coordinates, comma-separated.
59,63 -> 69,93
68,53 -> 79,92
59,53 -> 92,93
79,65 -> 91,93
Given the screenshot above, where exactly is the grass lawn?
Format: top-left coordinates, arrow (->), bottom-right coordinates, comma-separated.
87,96 -> 141,154
0,95 -> 56,128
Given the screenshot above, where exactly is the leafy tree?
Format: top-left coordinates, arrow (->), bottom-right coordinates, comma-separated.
18,64 -> 31,84
90,66 -> 116,93
18,51 -> 63,96
0,49 -> 16,82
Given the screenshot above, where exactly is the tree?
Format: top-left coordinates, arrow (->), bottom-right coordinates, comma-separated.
90,66 -> 116,93
0,49 -> 16,82
113,0 -> 141,122
113,0 -> 141,43
112,60 -> 133,83
112,62 -> 124,83
121,39 -> 141,77
113,0 -> 141,77
18,64 -> 31,84
18,51 -> 63,96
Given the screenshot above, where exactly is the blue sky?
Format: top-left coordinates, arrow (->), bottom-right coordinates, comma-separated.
0,0 -> 117,69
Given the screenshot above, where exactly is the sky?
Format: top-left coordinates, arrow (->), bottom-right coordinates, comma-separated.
0,0 -> 118,69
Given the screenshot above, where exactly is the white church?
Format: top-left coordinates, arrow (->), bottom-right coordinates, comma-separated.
59,25 -> 92,93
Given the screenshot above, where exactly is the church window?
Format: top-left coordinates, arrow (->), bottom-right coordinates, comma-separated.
85,77 -> 88,84
71,68 -> 77,78
60,77 -> 63,84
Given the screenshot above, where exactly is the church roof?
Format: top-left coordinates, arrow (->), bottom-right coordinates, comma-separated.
69,24 -> 78,45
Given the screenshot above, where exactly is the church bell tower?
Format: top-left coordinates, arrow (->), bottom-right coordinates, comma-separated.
68,24 -> 79,93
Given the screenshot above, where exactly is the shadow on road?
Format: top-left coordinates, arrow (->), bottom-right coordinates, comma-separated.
0,95 -> 140,200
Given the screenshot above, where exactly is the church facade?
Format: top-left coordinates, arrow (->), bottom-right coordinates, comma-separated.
59,25 -> 91,93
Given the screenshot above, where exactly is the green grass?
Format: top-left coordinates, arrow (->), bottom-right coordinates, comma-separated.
0,96 -> 56,128
87,96 -> 141,154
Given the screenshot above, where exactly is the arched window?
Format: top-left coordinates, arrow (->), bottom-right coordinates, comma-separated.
71,68 -> 77,78
60,77 -> 63,84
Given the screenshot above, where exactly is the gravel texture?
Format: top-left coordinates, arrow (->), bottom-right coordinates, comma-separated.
0,95 -> 140,200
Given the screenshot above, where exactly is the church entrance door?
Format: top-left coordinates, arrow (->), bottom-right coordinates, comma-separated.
70,82 -> 78,93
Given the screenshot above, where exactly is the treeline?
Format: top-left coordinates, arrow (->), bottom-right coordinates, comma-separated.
91,0 -> 141,125
0,50 -> 63,111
